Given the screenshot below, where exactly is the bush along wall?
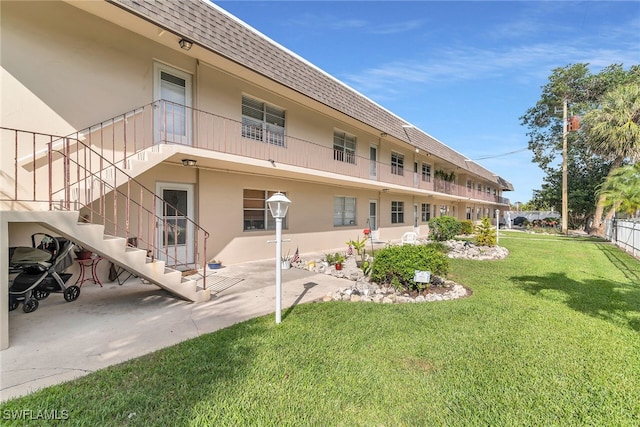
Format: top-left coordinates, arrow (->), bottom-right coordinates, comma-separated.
371,244 -> 449,292
428,216 -> 462,241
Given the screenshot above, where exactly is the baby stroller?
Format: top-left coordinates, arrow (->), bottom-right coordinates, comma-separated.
8,233 -> 78,313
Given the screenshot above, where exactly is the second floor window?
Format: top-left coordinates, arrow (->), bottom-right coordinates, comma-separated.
391,153 -> 404,176
333,131 -> 356,164
421,164 -> 431,182
241,95 -> 285,146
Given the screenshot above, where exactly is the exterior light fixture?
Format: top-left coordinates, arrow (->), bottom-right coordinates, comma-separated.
380,132 -> 388,137
181,159 -> 196,167
266,192 -> 291,324
179,39 -> 193,50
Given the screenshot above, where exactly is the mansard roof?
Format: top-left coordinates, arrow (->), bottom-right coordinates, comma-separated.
109,0 -> 513,190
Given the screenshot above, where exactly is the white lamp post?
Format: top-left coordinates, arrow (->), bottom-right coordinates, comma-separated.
495,209 -> 500,245
266,192 -> 291,324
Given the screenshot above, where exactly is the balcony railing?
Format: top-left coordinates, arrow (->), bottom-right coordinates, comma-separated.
4,99 -> 508,205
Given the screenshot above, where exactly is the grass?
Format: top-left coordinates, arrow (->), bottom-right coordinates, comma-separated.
2,231 -> 640,426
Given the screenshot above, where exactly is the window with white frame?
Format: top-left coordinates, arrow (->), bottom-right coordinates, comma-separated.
333,131 -> 356,164
421,163 -> 431,182
243,189 -> 287,231
477,183 -> 482,192
466,207 -> 472,220
467,180 -> 472,189
391,153 -> 404,176
440,205 -> 447,216
421,203 -> 431,221
391,201 -> 404,223
241,95 -> 285,146
476,208 -> 481,220
334,196 -> 356,226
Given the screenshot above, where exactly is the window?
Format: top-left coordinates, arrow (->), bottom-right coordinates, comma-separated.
241,95 -> 285,146
476,208 -> 481,220
467,180 -> 472,189
391,201 -> 404,223
440,205 -> 447,217
421,163 -> 431,182
243,189 -> 287,231
477,183 -> 482,192
334,196 -> 356,226
421,203 -> 431,222
391,153 -> 404,176
333,131 -> 356,164
466,207 -> 472,220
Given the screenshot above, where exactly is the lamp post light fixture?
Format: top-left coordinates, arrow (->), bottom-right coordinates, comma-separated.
266,192 -> 291,324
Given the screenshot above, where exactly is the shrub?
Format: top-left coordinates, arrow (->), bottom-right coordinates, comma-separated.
475,217 -> 497,247
428,216 -> 462,241
371,244 -> 449,291
460,220 -> 475,235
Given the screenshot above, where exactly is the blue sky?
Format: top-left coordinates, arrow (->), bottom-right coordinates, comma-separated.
215,1 -> 640,204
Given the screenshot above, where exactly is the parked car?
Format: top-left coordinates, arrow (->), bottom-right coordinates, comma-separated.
513,216 -> 527,226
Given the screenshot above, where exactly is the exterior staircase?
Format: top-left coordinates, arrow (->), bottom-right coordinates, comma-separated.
2,210 -> 210,302
2,121 -> 212,303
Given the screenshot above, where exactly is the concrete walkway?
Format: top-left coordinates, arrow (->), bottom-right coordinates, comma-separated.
0,260 -> 347,402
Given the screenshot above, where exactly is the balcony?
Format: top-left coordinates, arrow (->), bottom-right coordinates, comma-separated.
21,100 -> 507,205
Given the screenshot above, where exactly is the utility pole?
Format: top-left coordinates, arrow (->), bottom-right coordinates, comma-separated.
562,98 -> 568,235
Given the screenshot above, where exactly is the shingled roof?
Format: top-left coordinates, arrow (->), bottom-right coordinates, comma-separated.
109,0 -> 513,191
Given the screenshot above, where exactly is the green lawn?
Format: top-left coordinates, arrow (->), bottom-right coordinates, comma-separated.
2,232 -> 640,426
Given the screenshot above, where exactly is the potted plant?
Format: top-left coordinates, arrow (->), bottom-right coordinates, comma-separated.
74,244 -> 92,260
346,236 -> 367,267
281,251 -> 291,270
208,259 -> 222,269
333,252 -> 346,270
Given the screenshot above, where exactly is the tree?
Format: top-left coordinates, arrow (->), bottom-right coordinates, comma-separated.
531,147 -> 611,229
596,163 -> 640,218
583,84 -> 640,232
520,64 -> 640,231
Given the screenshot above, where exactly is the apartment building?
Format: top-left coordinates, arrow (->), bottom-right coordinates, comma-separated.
1,0 -> 512,347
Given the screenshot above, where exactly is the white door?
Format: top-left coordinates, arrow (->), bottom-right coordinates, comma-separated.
154,63 -> 192,145
156,182 -> 195,267
369,200 -> 378,239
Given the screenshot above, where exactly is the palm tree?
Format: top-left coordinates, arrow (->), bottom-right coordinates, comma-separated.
583,83 -> 640,234
596,163 -> 640,218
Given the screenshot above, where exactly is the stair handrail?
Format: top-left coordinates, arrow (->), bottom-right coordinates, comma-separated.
50,136 -> 210,289
1,127 -> 209,290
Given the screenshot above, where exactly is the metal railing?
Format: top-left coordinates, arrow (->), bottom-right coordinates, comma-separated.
605,218 -> 640,259
50,100 -> 507,205
1,127 -> 210,289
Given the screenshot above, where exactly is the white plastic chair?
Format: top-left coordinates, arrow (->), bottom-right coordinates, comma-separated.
401,231 -> 418,245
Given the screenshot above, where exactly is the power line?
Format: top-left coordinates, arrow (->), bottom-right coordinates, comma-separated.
472,147 -> 529,161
